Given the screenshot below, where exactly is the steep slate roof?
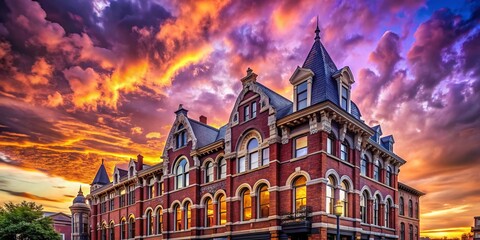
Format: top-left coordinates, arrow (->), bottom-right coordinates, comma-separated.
188,118 -> 220,148
91,161 -> 110,185
216,124 -> 228,141
257,83 -> 293,119
299,34 -> 361,119
380,135 -> 395,150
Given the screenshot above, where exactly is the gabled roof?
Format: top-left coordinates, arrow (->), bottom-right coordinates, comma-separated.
257,82 -> 293,118
188,118 -> 220,148
91,160 -> 110,185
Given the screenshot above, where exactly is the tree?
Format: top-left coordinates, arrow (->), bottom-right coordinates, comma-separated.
0,201 -> 61,240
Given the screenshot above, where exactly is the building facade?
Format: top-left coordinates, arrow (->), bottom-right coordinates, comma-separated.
43,212 -> 72,240
397,183 -> 424,240
472,216 -> 480,240
84,27 -> 424,240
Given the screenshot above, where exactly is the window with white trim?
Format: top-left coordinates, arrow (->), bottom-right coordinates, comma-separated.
296,81 -> 308,110
175,158 -> 189,189
294,135 -> 308,158
341,85 -> 349,111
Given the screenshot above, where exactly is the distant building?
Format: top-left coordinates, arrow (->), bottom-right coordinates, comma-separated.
473,216 -> 480,240
43,212 -> 71,240
78,25 -> 425,240
70,187 -> 90,240
398,182 -> 425,240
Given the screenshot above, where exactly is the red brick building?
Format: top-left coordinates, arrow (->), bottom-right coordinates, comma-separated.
82,26 -> 424,240
398,183 -> 424,240
472,216 -> 480,240
43,212 -> 72,240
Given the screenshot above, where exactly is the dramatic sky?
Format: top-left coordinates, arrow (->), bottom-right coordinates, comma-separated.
0,0 -> 478,237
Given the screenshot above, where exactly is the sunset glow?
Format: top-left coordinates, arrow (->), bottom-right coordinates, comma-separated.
0,0 -> 479,239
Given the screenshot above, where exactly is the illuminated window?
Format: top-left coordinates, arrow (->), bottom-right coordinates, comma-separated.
174,204 -> 182,231
258,185 -> 269,218
175,158 -> 189,189
205,162 -> 214,183
158,210 -> 163,233
218,195 -> 227,225
146,210 -> 153,235
340,181 -> 349,217
326,176 -> 335,214
242,189 -> 252,221
205,198 -> 213,227
185,202 -> 191,229
218,158 -> 226,179
296,81 -> 308,110
295,136 -> 308,158
293,176 -> 307,213
147,178 -> 155,199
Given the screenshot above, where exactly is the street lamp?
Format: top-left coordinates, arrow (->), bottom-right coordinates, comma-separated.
334,200 -> 344,240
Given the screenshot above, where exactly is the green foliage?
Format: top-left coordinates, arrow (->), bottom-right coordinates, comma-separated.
0,201 -> 61,240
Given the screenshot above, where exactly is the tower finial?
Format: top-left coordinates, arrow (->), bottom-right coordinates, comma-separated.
78,185 -> 83,194
101,158 -> 104,165
315,16 -> 320,40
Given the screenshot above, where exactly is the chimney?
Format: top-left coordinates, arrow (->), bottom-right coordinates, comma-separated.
136,154 -> 144,171
199,115 -> 207,124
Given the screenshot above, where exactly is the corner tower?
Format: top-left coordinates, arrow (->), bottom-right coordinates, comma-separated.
69,187 -> 90,240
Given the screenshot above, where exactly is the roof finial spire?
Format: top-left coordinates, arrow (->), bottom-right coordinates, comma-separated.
101,158 -> 104,165
78,185 -> 83,194
315,16 -> 320,40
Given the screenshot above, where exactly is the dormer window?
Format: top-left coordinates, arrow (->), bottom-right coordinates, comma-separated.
176,124 -> 187,148
296,81 -> 308,110
341,85 -> 349,111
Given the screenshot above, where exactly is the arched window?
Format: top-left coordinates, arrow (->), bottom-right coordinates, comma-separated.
340,141 -> 348,161
409,199 -> 413,217
360,155 -> 368,176
385,199 -> 391,228
241,189 -> 251,221
248,138 -> 259,169
128,216 -> 135,238
360,192 -> 368,223
409,224 -> 414,240
120,218 -> 126,239
373,160 -> 381,181
205,162 -> 214,183
101,223 -> 106,240
218,194 -> 227,225
258,185 -> 269,218
109,222 -> 115,240
400,197 -> 405,215
327,134 -> 335,155
293,176 -> 307,213
386,166 -> 392,186
176,124 -> 187,148
185,202 -> 191,229
340,181 -> 348,217
326,176 -> 336,214
415,202 -> 419,219
175,158 -> 189,189
373,195 -> 380,225
218,158 -> 226,179
205,198 -> 213,227
174,204 -> 182,231
401,222 -> 405,240
156,208 -> 163,234
146,210 -> 153,235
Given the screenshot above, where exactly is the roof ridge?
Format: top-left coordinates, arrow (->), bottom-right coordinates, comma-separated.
188,118 -> 219,131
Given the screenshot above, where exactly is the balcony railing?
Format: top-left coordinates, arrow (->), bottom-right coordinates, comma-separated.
281,206 -> 312,234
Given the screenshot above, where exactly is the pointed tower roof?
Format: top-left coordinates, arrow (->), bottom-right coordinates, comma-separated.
91,159 -> 110,185
302,24 -> 339,107
73,186 -> 86,204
